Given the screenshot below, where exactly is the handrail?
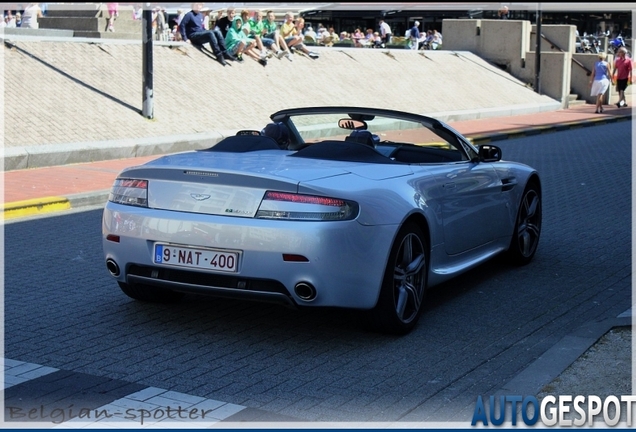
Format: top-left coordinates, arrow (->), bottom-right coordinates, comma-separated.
538,32 -> 591,76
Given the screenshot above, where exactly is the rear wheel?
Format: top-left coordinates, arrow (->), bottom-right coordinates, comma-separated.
506,182 -> 541,265
118,281 -> 184,303
369,222 -> 428,335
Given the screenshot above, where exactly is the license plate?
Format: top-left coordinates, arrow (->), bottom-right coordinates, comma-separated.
154,243 -> 239,273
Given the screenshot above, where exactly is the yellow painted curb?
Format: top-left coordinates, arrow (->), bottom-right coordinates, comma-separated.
1,197 -> 71,220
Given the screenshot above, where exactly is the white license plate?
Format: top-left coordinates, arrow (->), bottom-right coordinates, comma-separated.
154,243 -> 239,273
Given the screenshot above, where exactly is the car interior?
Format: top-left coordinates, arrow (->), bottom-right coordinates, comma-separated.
202,116 -> 470,165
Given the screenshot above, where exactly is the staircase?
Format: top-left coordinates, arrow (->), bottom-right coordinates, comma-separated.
38,3 -> 141,40
567,93 -> 587,107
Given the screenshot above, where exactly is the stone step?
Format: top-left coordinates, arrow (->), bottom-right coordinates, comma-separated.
40,16 -> 141,34
568,99 -> 587,107
44,3 -> 136,19
43,3 -> 100,18
73,31 -> 141,40
1,27 -> 74,38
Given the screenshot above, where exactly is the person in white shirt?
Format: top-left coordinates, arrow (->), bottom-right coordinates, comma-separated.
21,3 -> 43,29
379,19 -> 392,45
304,25 -> 317,42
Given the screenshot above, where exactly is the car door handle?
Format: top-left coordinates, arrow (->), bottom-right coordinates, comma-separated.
443,182 -> 456,189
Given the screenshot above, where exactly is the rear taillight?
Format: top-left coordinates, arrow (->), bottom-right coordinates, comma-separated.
108,178 -> 148,207
256,191 -> 358,221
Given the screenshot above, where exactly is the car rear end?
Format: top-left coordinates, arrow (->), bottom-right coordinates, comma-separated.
102,153 -> 398,309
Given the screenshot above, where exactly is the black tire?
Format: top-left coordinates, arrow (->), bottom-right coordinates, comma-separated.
506,182 -> 542,265
118,281 -> 184,303
369,222 -> 428,335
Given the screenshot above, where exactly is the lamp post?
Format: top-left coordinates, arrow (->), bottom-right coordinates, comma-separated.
142,3 -> 153,119
535,5 -> 542,94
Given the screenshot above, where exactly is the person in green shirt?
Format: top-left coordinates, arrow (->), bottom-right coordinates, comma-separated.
263,10 -> 293,61
246,9 -> 286,59
225,16 -> 267,66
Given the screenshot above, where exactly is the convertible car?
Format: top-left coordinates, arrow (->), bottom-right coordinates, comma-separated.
102,107 -> 541,334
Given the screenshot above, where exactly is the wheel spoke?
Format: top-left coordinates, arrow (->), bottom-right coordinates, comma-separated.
526,194 -> 539,218
520,231 -> 532,255
526,223 -> 540,238
402,235 -> 414,266
396,285 -> 408,319
405,253 -> 425,276
395,280 -> 422,320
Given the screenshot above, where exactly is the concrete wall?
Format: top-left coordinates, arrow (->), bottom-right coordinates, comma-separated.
440,19 -> 480,52
443,19 -> 530,70
479,20 -> 531,68
519,52 -> 570,104
532,24 -> 577,53
443,18 -> 619,107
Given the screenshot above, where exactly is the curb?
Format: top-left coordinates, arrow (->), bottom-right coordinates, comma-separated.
2,190 -> 110,220
467,112 -> 632,145
494,315 -> 631,398
3,114 -> 632,219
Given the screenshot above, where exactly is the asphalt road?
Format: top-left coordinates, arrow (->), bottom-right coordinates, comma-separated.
4,123 -> 631,423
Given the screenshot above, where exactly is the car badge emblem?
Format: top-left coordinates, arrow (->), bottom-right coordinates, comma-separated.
191,193 -> 211,201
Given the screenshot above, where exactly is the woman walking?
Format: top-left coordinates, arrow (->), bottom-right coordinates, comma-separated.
590,52 -> 612,113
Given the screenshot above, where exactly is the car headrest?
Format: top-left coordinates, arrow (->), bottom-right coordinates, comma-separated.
345,130 -> 379,147
262,122 -> 291,148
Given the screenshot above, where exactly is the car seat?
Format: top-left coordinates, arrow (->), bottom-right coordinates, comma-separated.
262,122 -> 291,149
345,130 -> 379,147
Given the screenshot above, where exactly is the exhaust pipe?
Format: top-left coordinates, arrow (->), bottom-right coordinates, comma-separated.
106,259 -> 120,277
294,282 -> 317,301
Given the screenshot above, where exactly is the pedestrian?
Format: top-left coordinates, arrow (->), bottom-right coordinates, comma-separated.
263,10 -> 293,61
409,21 -> 420,50
225,16 -> 267,66
589,52 -> 612,113
179,2 -> 235,66
248,10 -> 286,59
379,19 -> 392,46
21,3 -> 43,29
106,3 -> 118,32
215,7 -> 235,39
612,47 -> 632,108
498,6 -> 509,20
280,11 -> 319,59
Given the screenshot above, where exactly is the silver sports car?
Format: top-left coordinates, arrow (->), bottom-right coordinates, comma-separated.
102,107 -> 541,334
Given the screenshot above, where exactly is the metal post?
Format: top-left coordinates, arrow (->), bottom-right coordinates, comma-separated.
142,3 -> 153,119
535,7 -> 542,94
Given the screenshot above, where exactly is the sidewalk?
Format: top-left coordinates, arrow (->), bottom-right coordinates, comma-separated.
2,103 -> 632,219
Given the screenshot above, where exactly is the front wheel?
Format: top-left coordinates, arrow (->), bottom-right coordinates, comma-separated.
369,222 -> 428,335
506,182 -> 542,265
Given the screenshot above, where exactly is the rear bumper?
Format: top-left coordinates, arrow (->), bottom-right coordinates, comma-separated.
102,202 -> 398,309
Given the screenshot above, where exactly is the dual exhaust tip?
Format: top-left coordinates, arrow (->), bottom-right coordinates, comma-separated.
106,259 -> 120,277
294,282 -> 317,301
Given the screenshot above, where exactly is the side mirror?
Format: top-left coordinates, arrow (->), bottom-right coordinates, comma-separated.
478,145 -> 502,162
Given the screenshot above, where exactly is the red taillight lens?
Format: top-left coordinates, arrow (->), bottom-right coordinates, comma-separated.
108,178 -> 149,207
256,191 -> 358,221
264,191 -> 347,207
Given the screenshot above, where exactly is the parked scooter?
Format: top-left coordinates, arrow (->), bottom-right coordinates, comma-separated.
608,33 -> 631,57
